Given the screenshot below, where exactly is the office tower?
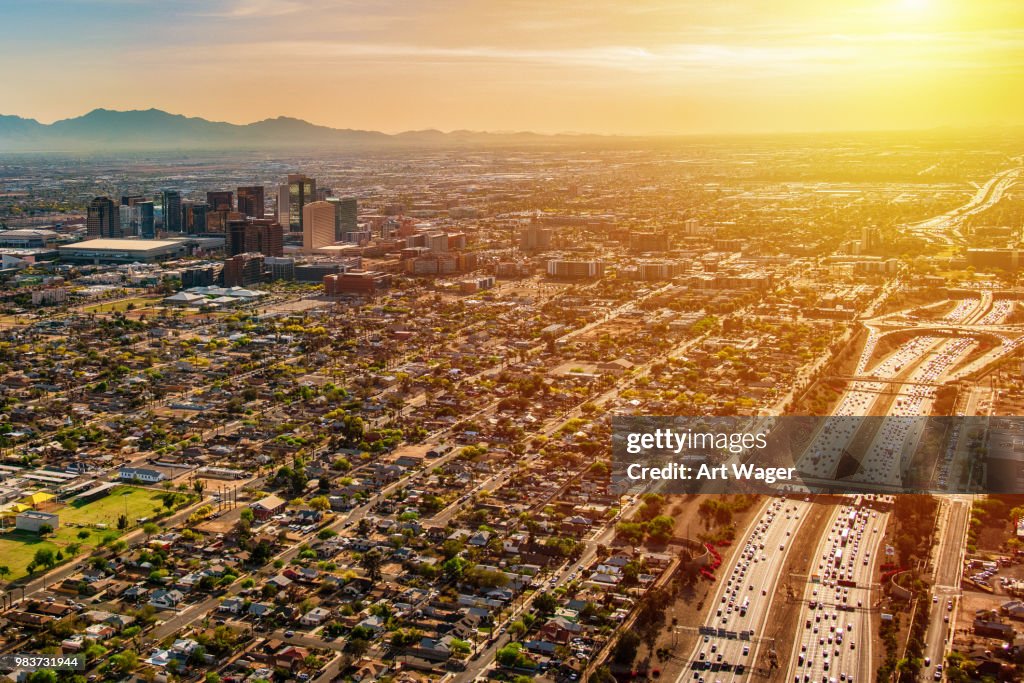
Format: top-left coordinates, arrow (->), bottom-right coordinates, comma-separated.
161,190 -> 182,232
183,201 -> 209,234
206,191 -> 233,212
327,197 -> 357,242
120,194 -> 144,206
426,233 -> 448,252
236,186 -> 265,219
861,226 -> 881,252
86,196 -> 119,238
119,205 -> 134,236
546,260 -> 605,279
316,187 -> 333,202
264,257 -> 295,282
628,231 -> 669,253
518,225 -> 552,251
222,253 -> 267,287
302,201 -> 336,252
227,217 -> 283,257
135,201 -> 155,239
205,209 -> 232,233
285,174 -> 316,232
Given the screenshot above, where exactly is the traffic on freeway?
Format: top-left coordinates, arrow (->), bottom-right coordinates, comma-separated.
786,502 -> 889,683
682,497 -> 811,682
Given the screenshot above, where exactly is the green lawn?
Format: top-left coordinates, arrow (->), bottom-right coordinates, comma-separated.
0,486 -> 171,581
81,297 -> 161,314
61,485 -> 168,527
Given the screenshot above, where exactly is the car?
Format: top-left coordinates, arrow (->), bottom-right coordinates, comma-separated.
284,630 -> 295,638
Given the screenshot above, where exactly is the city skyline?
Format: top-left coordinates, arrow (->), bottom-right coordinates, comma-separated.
5,0 -> 1024,135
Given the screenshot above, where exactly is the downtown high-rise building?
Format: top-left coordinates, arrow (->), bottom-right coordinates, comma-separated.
182,201 -> 209,234
236,186 -> 265,219
161,190 -> 182,232
135,200 -> 155,238
227,217 -> 284,258
87,196 -> 119,238
278,174 -> 316,233
327,197 -> 358,241
206,191 -> 234,212
302,200 -> 336,252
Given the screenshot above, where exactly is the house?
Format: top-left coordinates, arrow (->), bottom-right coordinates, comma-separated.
538,617 -> 584,644
413,636 -> 452,662
974,618 -> 1016,639
248,602 -> 275,618
119,466 -> 166,483
149,589 -> 185,610
251,494 -> 287,520
269,645 -> 310,672
85,623 -> 116,640
300,606 -> 332,626
219,597 -> 245,614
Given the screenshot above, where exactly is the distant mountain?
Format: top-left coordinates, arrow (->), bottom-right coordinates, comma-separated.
0,108 -> 606,152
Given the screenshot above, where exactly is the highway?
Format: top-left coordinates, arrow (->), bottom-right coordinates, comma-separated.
795,292 -> 1016,488
904,166 -> 1021,245
922,496 -> 971,680
785,502 -> 889,683
679,496 -> 812,682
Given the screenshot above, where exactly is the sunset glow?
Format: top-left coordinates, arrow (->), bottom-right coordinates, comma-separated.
3,0 -> 1024,134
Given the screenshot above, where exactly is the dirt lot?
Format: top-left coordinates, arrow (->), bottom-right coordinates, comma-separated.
629,494 -> 766,682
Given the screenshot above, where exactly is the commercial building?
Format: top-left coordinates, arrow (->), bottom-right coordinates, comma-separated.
58,238 -> 188,264
629,231 -> 670,253
637,261 -> 684,281
327,197 -> 357,241
324,270 -> 391,297
236,186 -> 265,219
135,200 -> 155,239
182,201 -> 208,234
206,191 -> 234,212
180,264 -> 222,289
302,200 -> 336,252
119,466 -> 167,483
15,511 -> 59,533
265,256 -> 296,281
0,229 -> 59,249
519,225 -> 552,251
967,249 -> 1023,271
546,259 -> 605,280
227,217 -> 284,257
279,174 -> 316,233
161,190 -> 182,232
86,196 -> 119,239
223,253 -> 268,287
294,261 -> 353,282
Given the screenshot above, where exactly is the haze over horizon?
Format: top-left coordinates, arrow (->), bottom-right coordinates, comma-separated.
6,0 -> 1024,136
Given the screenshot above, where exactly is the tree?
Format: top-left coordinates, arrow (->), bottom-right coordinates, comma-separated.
534,592 -> 558,615
309,496 -> 331,511
143,522 -> 160,537
360,548 -> 383,583
612,631 -> 641,665
33,547 -> 55,570
26,671 -> 57,683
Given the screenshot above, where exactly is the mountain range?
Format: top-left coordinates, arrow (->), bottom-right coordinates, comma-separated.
0,108 -> 609,152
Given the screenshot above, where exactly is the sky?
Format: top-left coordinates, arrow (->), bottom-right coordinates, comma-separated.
4,0 -> 1024,135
